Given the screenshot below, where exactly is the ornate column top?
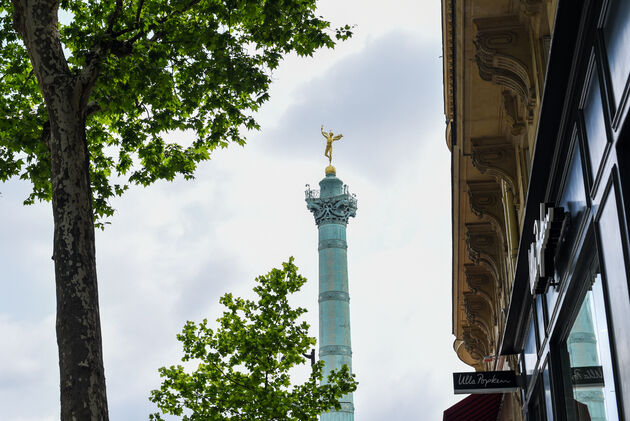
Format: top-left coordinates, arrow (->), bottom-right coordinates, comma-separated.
305,174 -> 357,226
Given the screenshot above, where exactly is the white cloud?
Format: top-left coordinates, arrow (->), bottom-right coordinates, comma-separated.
0,315 -> 57,421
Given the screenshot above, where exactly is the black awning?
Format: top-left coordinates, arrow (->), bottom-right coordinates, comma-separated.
443,393 -> 503,421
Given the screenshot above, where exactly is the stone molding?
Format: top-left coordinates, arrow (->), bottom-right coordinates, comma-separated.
319,291 -> 350,303
442,0 -> 455,124
462,324 -> 490,362
471,137 -> 518,196
320,345 -> 352,357
464,264 -> 498,325
465,222 -> 505,286
474,15 -> 535,122
503,90 -> 527,135
520,0 -> 550,16
464,291 -> 494,340
318,239 -> 348,251
467,180 -> 507,245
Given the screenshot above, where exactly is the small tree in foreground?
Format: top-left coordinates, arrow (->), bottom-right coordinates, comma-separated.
150,258 -> 357,420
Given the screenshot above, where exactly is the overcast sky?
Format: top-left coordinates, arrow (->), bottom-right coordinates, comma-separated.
0,1 -> 472,420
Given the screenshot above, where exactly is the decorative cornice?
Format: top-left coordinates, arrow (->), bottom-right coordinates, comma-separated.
464,264 -> 497,291
474,15 -> 535,122
442,0 -> 454,123
470,137 -> 518,196
520,0 -> 550,16
463,291 -> 494,340
462,324 -> 490,362
464,264 -> 498,324
306,193 -> 357,226
502,90 -> 527,135
467,181 -> 506,245
465,223 -> 505,285
454,338 -> 483,369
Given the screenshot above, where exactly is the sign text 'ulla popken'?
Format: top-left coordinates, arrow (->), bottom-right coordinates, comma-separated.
572,366 -> 605,387
453,371 -> 519,394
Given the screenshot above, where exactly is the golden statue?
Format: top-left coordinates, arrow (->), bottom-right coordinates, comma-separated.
321,124 -> 343,165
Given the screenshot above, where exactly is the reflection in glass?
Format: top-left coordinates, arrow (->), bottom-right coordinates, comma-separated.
536,296 -> 547,345
525,318 -> 537,380
583,67 -> 608,180
604,0 -> 630,106
566,273 -> 619,421
554,138 -> 587,306
543,364 -> 554,421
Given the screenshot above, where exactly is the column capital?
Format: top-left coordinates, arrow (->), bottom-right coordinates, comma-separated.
305,189 -> 357,226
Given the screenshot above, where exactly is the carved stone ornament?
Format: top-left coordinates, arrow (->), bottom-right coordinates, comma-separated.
467,181 -> 507,247
465,223 -> 505,285
464,264 -> 498,324
503,90 -> 527,135
474,15 -> 535,122
463,291 -> 494,341
306,193 -> 357,226
471,137 -> 518,195
520,0 -> 550,16
462,324 -> 490,361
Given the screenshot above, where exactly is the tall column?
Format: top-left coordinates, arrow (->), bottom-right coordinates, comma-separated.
306,167 -> 357,421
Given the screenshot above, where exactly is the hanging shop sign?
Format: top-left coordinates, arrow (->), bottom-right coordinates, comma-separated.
453,371 -> 519,394
528,203 -> 565,295
571,366 -> 605,388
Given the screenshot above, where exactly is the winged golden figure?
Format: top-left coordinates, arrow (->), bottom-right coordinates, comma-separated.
321,125 -> 343,165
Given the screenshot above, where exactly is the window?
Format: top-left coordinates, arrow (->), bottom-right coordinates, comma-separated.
561,270 -> 620,421
524,314 -> 538,381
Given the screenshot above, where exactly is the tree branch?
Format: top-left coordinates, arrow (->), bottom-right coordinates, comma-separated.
106,0 -> 124,34
135,0 -> 145,25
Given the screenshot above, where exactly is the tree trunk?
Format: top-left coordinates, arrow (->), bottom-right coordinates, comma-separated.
49,92 -> 109,421
11,0 -> 109,419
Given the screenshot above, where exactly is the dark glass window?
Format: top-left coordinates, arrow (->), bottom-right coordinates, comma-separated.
525,316 -> 538,382
553,137 -> 587,314
597,181 -> 630,420
583,66 -> 609,180
542,363 -> 554,421
528,380 -> 548,421
536,295 -> 547,345
604,0 -> 630,107
560,138 -> 587,223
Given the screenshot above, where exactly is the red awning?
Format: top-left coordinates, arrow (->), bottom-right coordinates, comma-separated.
443,393 -> 503,421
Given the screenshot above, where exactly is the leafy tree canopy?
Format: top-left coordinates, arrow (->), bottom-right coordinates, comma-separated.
150,258 -> 357,420
0,0 -> 352,225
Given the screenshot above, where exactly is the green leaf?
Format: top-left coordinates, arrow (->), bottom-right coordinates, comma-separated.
0,0 -> 353,227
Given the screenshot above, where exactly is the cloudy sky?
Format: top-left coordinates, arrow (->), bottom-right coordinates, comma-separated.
0,1 -> 472,419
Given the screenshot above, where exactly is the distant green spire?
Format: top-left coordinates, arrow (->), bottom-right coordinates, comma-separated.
306,171 -> 357,420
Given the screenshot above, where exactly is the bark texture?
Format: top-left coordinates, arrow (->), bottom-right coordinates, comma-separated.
12,0 -> 109,419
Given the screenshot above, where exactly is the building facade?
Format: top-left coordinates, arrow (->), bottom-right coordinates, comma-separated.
442,0 -> 630,420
